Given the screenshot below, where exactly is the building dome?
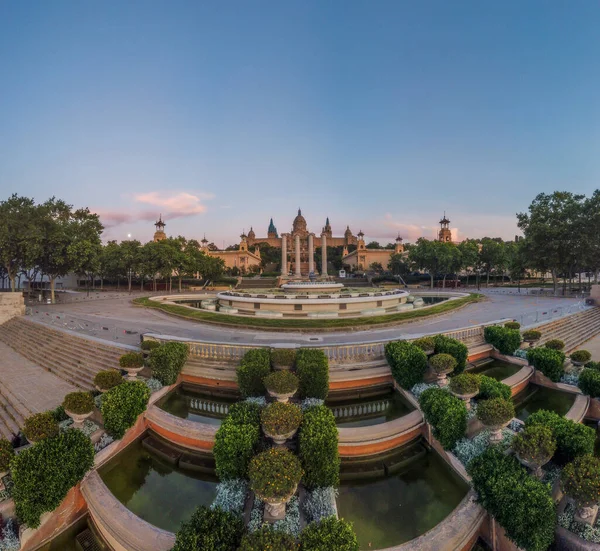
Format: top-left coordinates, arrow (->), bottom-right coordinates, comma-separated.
292,208 -> 307,234
248,227 -> 256,240
344,225 -> 352,238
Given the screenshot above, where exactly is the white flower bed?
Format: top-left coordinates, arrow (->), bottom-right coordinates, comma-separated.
453,429 -> 514,467
145,378 -> 163,393
300,398 -> 324,411
303,487 -> 338,522
0,519 -> 19,551
244,396 -> 267,408
211,479 -> 248,515
59,419 -> 99,438
94,433 -> 114,453
410,382 -> 438,400
558,501 -> 600,543
248,495 -> 301,537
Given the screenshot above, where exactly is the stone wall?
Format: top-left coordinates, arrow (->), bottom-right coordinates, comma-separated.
591,284 -> 600,301
0,293 -> 25,324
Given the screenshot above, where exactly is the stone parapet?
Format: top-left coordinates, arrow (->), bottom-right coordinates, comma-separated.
0,293 -> 25,325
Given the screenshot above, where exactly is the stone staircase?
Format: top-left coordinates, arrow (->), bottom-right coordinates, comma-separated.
534,307 -> 600,352
0,383 -> 32,439
0,317 -> 127,391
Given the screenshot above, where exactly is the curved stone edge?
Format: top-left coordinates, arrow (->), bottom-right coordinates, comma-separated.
565,394 -> 590,423
337,410 -> 424,446
81,470 -> 176,551
555,526 -> 600,550
503,365 -> 534,396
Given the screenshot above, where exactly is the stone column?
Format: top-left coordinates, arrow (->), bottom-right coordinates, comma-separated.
308,233 -> 315,274
281,234 -> 287,276
321,233 -> 328,276
295,234 -> 301,277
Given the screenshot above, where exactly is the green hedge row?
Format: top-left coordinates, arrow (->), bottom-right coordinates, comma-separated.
149,341 -> 189,385
477,375 -> 512,401
384,341 -> 428,389
101,381 -> 151,439
579,368 -> 600,397
419,387 -> 467,449
296,349 -> 329,399
433,335 -> 468,374
526,347 -> 565,382
484,326 -> 522,355
236,349 -> 272,397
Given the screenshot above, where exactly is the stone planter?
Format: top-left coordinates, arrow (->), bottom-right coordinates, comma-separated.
95,385 -> 107,394
484,420 -> 511,444
0,471 -> 7,491
575,503 -> 599,527
65,409 -> 93,429
516,453 -> 552,479
260,486 -> 297,521
449,389 -> 478,410
524,338 -> 540,348
123,365 -> 144,380
433,367 -> 453,387
271,362 -> 293,371
266,389 -> 297,403
571,360 -> 586,367
263,426 -> 298,446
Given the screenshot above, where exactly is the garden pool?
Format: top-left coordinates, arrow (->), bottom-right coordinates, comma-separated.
513,384 -> 576,421
468,359 -> 522,381
337,442 -> 469,549
98,438 -> 218,532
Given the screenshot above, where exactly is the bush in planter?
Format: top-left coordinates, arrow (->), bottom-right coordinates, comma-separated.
0,439 -> 14,473
118,351 -> 144,368
476,375 -> 511,401
429,353 -> 457,374
433,335 -> 468,374
11,429 -> 94,528
299,517 -> 359,551
545,339 -> 565,351
522,329 -> 542,342
476,398 -> 515,427
512,424 -> 556,464
249,447 -> 303,500
236,348 -> 272,397
299,405 -> 339,489
526,409 -> 595,463
101,381 -> 150,439
571,350 -> 593,365
62,391 -> 94,415
467,447 -> 556,551
227,401 -> 262,426
578,369 -> 600,398
449,373 -> 480,395
504,321 -> 521,330
484,326 -> 522,355
23,412 -> 59,442
411,336 -> 435,353
586,361 -> 600,372
93,369 -> 124,391
261,402 -> 302,435
384,341 -> 428,389
239,527 -> 298,551
296,349 -> 329,400
526,347 -> 565,382
140,340 -> 160,351
419,388 -> 467,449
271,348 -> 296,369
561,455 -> 600,506
263,370 -> 299,395
173,505 -> 244,551
148,342 -> 189,385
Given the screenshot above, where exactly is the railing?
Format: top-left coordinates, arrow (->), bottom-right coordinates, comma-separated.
330,399 -> 390,420
188,397 -> 230,416
516,301 -> 589,328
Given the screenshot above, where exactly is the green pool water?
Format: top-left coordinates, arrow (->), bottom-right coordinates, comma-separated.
514,385 -> 576,421
337,446 -> 468,549
327,388 -> 414,428
157,384 -> 237,425
468,359 -> 522,381
98,439 -> 218,532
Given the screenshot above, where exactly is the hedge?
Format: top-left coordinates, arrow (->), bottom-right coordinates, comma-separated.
527,347 -> 565,382
11,430 -> 94,528
384,341 -> 428,389
526,409 -> 595,464
433,335 -> 468,374
173,505 -> 244,551
101,381 -> 151,439
484,326 -> 522,355
236,349 -> 272,397
468,447 -> 556,551
148,342 -> 189,385
296,349 -> 329,399
476,375 -> 512,401
299,405 -> 339,489
299,517 -> 359,551
579,369 -> 600,398
239,527 -> 298,550
419,388 -> 467,449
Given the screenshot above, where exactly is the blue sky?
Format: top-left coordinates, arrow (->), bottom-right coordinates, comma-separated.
1,1 -> 599,245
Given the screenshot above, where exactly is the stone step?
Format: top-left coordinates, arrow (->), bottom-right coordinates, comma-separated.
0,384 -> 32,421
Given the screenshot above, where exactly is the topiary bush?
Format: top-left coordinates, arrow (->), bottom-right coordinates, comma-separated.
419,388 -> 467,449
484,325 -> 522,355
11,429 -> 94,528
249,447 -> 303,500
172,505 -> 244,551
148,342 -> 189,385
476,398 -> 515,428
586,361 -> 600,372
296,349 -> 329,399
468,447 -> 556,551
270,348 -> 297,369
236,348 -> 272,397
140,340 -> 161,351
239,527 -> 298,551
449,373 -> 480,395
578,369 -> 600,398
429,353 -> 457,374
522,329 -> 542,342
299,517 -> 359,551
512,424 -> 556,465
527,347 -> 565,382
227,401 -> 262,426
433,335 -> 468,374
545,339 -> 565,351
0,439 -> 14,472
101,381 -> 150,439
94,369 -> 124,391
504,321 -> 521,330
384,341 -> 428,389
62,391 -> 94,415
119,351 -> 144,368
299,405 -> 339,489
526,409 -> 595,464
263,370 -> 299,395
411,336 -> 435,353
261,402 -> 302,436
571,350 -> 592,365
561,455 -> 600,506
476,375 -> 512,401
23,412 -> 59,442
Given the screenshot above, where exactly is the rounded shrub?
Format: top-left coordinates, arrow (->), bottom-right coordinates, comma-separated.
101,381 -> 150,439
119,352 -> 144,368
586,361 -> 600,372
512,424 -> 556,464
261,402 -> 302,436
419,388 -> 467,449
249,447 -> 303,500
433,335 -> 468,374
236,348 -> 272,397
579,369 -> 600,398
62,391 -> 94,415
522,330 -> 542,342
300,517 -> 359,551
411,336 -> 435,353
476,398 -> 515,427
384,341 -> 428,389
263,370 -> 299,395
562,455 -> 600,505
239,527 -> 298,551
94,369 -> 124,391
270,348 -> 297,369
0,439 -> 14,472
476,375 -> 512,401
429,353 -> 457,374
571,350 -> 592,364
148,342 -> 189,385
449,373 -> 480,395
527,347 -> 565,382
140,340 -> 161,351
296,349 -> 329,399
23,412 -> 59,442
544,339 -> 565,351
227,401 -> 262,426
173,505 -> 244,551
11,429 -> 94,528
484,325 -> 522,355
504,321 -> 521,330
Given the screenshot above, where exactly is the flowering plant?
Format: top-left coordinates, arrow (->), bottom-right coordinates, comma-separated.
249,448 -> 303,500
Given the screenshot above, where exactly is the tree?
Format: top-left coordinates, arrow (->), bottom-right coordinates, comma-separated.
408,238 -> 441,288
479,238 -> 506,287
505,240 -> 527,290
457,239 -> 480,287
66,208 -> 103,294
366,241 -> 381,249
118,240 -> 142,293
388,254 -> 409,277
437,242 -> 462,288
369,262 -> 383,273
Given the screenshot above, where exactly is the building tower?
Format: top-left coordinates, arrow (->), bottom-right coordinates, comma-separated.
438,213 -> 452,243
153,215 -> 167,242
200,234 -> 209,251
344,225 -> 353,245
267,218 -> 278,239
323,217 -> 332,239
394,234 -> 404,254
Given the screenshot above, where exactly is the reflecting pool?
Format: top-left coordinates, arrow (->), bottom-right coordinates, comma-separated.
513,384 -> 576,421
157,384 -> 237,425
468,359 -> 522,381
